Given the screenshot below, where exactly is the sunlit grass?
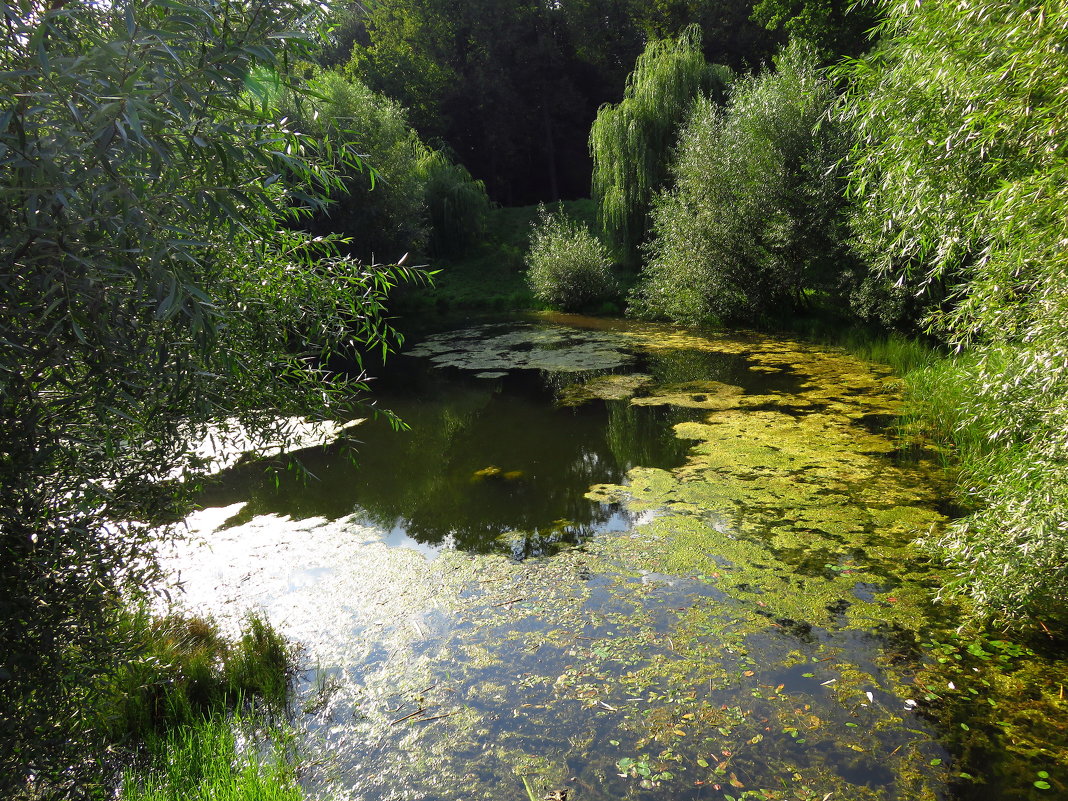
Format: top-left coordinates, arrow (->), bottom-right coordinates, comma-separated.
121,715 -> 301,801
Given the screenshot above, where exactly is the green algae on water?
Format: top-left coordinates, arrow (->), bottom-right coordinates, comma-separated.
163,315 -> 1068,801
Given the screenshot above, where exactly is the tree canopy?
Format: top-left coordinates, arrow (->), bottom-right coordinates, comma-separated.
589,25 -> 731,263
842,0 -> 1068,618
338,0 -> 778,204
633,42 -> 849,323
0,1 -> 421,792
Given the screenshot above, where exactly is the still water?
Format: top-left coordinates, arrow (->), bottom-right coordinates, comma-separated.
163,314 -> 1065,801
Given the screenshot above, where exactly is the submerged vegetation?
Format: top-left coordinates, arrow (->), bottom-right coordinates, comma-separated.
4,0 -> 1068,796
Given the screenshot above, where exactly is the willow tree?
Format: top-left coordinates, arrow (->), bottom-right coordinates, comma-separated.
842,0 -> 1068,621
589,25 -> 731,264
0,1 -> 422,793
632,42 -> 849,324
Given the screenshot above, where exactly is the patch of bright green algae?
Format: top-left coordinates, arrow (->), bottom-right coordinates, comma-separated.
580,332 -> 950,632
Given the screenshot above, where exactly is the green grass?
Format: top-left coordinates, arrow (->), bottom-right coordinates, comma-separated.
391,200 -> 603,324
98,610 -> 303,800
103,609 -> 294,741
121,715 -> 301,801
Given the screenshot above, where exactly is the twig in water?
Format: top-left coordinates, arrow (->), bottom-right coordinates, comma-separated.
390,707 -> 426,725
492,596 -> 526,607
416,711 -> 458,723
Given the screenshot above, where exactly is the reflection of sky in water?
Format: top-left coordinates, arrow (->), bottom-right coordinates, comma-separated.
159,319 -> 974,801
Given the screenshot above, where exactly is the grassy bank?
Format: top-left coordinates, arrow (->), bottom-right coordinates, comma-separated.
65,609 -> 302,801
790,322 -> 1068,631
391,200 -> 601,327
122,715 -> 300,801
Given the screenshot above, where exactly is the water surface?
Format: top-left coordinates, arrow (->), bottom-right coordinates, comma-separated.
164,314 -> 1067,801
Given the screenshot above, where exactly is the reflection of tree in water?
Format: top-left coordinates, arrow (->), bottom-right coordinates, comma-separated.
604,400 -> 694,472
198,358 -> 693,556
641,346 -> 753,387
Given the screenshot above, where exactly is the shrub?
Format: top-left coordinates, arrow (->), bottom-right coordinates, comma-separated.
632,42 -> 850,325
525,207 -> 616,311
293,71 -> 430,260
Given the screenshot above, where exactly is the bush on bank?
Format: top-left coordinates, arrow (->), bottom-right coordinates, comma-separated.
525,206 -> 617,312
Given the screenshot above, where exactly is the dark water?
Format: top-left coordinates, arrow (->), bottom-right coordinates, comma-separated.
198,329 -> 798,559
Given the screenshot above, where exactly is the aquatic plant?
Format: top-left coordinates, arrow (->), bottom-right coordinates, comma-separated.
104,610 -> 294,740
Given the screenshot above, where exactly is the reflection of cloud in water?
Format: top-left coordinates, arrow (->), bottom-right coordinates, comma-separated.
158,506 -> 445,661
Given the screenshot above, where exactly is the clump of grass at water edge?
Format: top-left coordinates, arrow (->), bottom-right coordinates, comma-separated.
101,609 -> 303,800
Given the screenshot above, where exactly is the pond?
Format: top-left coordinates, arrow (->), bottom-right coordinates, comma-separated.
162,313 -> 1068,801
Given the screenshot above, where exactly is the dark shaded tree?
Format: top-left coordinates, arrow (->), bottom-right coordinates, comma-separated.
0,2 -> 421,795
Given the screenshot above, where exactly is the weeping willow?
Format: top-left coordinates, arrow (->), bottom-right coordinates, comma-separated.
416,149 -> 491,256
589,25 -> 730,263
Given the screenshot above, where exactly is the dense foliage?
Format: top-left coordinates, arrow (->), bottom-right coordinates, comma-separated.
287,71 -> 490,262
751,0 -> 877,60
0,1 -> 421,794
589,26 -> 731,264
843,0 -> 1068,619
414,149 -> 492,257
337,0 -> 778,203
525,206 -> 616,311
632,43 -> 849,324
292,71 -> 432,261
